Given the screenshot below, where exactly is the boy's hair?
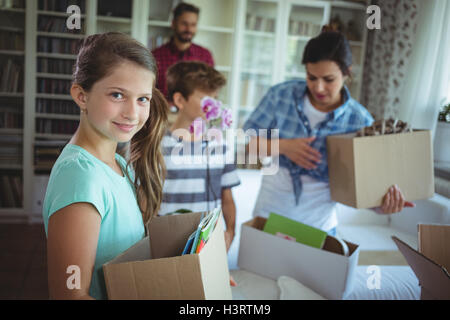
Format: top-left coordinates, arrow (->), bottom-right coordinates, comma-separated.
166,61 -> 226,101
173,2 -> 200,20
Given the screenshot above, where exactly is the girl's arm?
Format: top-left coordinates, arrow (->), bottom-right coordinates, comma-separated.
47,202 -> 101,300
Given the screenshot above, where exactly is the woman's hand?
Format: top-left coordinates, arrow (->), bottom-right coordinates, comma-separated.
374,185 -> 415,214
279,137 -> 322,170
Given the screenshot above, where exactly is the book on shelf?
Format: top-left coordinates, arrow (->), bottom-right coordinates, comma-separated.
36,118 -> 78,135
0,106 -> 23,128
37,57 -> 74,74
36,99 -> 79,114
0,58 -> 23,92
38,15 -> 85,34
38,0 -> 86,13
37,37 -> 80,55
148,35 -> 170,50
0,31 -> 24,51
0,174 -> 22,208
37,78 -> 72,95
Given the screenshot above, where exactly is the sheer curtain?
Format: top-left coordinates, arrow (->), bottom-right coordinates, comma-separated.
360,0 -> 420,120
397,0 -> 450,136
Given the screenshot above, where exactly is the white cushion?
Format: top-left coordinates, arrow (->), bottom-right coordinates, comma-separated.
277,276 -> 327,300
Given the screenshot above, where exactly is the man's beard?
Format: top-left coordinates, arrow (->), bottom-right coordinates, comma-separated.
175,31 -> 194,43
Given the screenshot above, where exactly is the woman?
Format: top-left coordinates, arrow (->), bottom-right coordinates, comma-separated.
243,28 -> 414,236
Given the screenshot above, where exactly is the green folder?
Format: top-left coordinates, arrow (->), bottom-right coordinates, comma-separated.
263,212 -> 328,249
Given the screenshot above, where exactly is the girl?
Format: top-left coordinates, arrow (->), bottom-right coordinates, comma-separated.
244,27 -> 415,235
43,32 -> 168,299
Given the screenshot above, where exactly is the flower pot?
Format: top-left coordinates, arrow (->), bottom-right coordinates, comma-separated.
434,121 -> 450,163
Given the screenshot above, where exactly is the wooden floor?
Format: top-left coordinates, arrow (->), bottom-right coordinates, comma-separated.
0,223 -> 49,300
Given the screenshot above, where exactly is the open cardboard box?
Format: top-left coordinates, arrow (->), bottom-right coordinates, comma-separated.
237,217 -> 360,300
327,130 -> 434,209
103,212 -> 232,300
392,224 -> 450,300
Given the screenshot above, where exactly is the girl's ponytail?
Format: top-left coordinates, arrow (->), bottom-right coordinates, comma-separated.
129,87 -> 168,226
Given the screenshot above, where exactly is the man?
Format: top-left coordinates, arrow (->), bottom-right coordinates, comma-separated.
152,2 -> 215,99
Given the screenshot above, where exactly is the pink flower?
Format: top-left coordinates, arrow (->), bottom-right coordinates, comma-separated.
189,117 -> 206,139
201,96 -> 221,120
221,108 -> 233,130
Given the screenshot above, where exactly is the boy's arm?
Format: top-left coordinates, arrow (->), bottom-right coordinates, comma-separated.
221,188 -> 236,252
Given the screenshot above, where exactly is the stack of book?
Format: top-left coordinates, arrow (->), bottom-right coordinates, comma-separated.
37,57 -> 74,74
0,173 -> 22,208
38,0 -> 86,12
182,207 -> 221,255
0,59 -> 23,93
34,139 -> 66,171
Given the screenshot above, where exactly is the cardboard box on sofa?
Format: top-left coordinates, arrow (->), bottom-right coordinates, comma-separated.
103,211 -> 232,300
393,224 -> 450,300
237,216 -> 360,300
326,130 -> 434,209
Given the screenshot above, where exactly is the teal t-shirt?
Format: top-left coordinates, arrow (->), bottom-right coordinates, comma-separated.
42,144 -> 145,300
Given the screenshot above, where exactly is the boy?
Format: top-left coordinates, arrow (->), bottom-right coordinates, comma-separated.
159,61 -> 240,252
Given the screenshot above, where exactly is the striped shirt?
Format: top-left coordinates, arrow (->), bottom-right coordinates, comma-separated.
159,131 -> 240,215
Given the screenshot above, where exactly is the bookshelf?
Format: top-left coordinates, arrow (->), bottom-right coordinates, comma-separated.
145,0 -> 238,108
0,0 -> 371,222
0,0 -> 26,218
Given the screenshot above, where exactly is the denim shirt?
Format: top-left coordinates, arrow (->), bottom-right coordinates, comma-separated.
243,80 -> 374,204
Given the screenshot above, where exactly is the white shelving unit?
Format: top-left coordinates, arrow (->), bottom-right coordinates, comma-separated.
0,0 -> 370,223
0,1 -> 27,220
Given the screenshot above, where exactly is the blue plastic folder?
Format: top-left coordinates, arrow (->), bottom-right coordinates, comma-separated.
263,212 -> 328,249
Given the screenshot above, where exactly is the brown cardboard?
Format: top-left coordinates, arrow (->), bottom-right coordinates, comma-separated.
238,217 -> 360,300
327,130 -> 434,209
392,224 -> 450,300
103,212 -> 232,300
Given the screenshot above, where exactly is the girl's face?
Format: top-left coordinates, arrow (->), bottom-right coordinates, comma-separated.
305,60 -> 348,111
79,60 -> 154,143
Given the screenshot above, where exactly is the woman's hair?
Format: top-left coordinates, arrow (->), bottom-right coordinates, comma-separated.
166,61 -> 226,101
302,25 -> 353,76
73,32 -> 168,225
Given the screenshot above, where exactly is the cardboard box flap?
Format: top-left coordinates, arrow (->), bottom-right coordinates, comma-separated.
104,236 -> 151,265
148,212 -> 204,259
198,217 -> 233,299
103,254 -> 205,300
419,224 -> 450,272
392,236 -> 450,299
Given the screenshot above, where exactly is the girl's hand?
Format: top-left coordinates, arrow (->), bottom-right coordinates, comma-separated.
279,137 -> 322,170
374,185 -> 416,214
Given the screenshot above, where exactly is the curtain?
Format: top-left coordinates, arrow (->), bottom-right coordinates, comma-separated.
397,0 -> 450,135
360,0 -> 420,120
